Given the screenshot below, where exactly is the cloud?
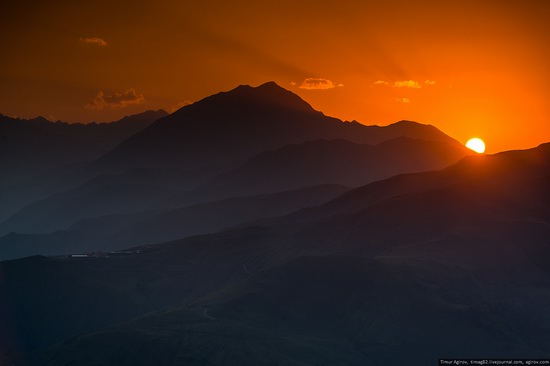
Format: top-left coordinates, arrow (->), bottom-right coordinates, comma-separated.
374,80 -> 389,86
396,97 -> 411,103
86,89 -> 145,109
394,80 -> 421,88
170,100 -> 192,113
299,78 -> 337,90
79,37 -> 107,46
425,80 -> 436,85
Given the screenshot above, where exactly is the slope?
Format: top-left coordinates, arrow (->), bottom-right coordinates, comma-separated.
0,184 -> 348,260
0,110 -> 167,222
1,143 -> 549,365
197,136 -> 469,198
0,130 -> 467,237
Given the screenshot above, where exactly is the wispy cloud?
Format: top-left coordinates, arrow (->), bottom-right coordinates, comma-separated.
396,97 -> 411,103
374,80 -> 389,86
79,37 -> 107,46
86,89 -> 145,109
425,80 -> 436,85
170,100 -> 192,113
394,80 -> 421,89
299,78 -> 338,90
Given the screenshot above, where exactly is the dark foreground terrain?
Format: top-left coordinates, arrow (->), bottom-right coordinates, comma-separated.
1,143 -> 549,365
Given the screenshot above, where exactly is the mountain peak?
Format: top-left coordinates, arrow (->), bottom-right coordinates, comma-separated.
256,81 -> 283,90
389,120 -> 433,128
206,81 -> 317,114
384,120 -> 463,147
233,81 -> 284,92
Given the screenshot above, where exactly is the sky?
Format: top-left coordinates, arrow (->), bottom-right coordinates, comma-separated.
1,0 -> 549,153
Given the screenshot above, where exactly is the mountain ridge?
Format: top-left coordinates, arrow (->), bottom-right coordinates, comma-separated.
0,109 -> 168,221
0,82 -> 470,237
97,82 -> 463,170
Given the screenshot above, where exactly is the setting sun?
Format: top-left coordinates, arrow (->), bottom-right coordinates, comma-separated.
466,138 -> 486,154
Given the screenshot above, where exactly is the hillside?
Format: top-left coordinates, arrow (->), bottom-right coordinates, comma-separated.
0,110 -> 167,222
1,143 -> 549,364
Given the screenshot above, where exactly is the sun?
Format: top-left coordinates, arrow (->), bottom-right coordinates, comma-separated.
466,138 -> 486,154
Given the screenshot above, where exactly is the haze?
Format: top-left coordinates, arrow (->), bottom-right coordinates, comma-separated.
1,0 -> 549,153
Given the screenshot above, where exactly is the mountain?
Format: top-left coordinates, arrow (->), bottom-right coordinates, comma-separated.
198,136 -> 470,198
0,135 -> 467,241
0,184 -> 349,260
0,183 -> 181,235
1,143 -> 549,365
0,110 -> 167,185
98,82 -> 463,171
0,83 -> 469,239
98,184 -> 349,249
1,135 -> 466,237
0,110 -> 167,222
0,82 -> 465,232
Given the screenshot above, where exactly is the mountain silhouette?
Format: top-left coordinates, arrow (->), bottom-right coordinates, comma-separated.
0,135 -> 468,245
0,184 -> 349,260
98,82 -> 462,171
0,110 -> 167,185
0,110 -> 167,222
200,136 -> 469,198
0,83 -> 469,245
80,184 -> 349,251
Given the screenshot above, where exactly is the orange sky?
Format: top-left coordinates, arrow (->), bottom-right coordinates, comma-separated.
1,0 -> 549,153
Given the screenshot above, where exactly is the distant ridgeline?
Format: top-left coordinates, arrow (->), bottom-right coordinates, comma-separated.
0,82 -> 470,259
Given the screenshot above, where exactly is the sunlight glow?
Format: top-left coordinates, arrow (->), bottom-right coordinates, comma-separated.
466,138 -> 486,154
